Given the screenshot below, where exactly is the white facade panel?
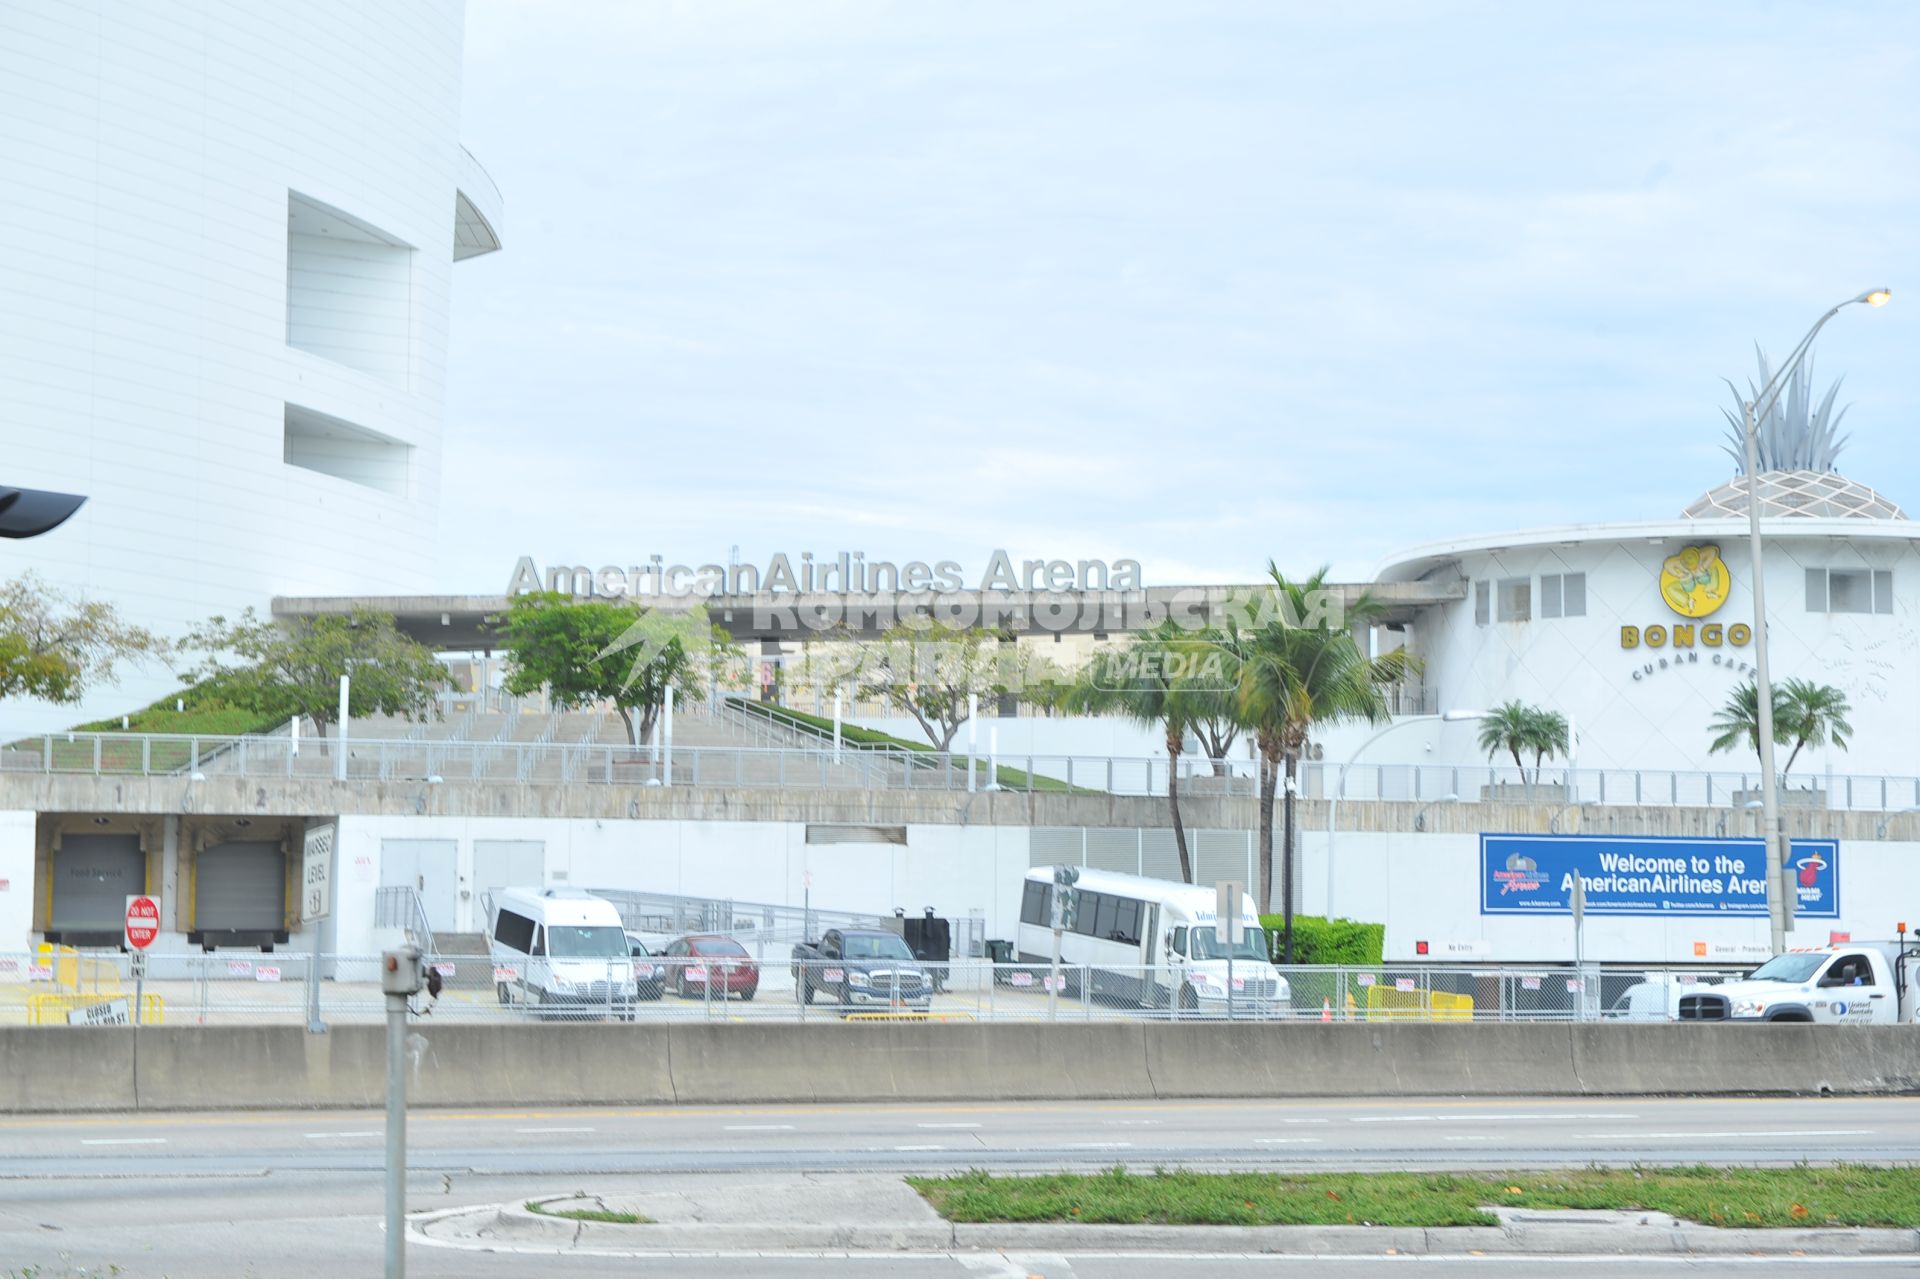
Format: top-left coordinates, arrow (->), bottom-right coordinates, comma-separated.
0,0 -> 491,732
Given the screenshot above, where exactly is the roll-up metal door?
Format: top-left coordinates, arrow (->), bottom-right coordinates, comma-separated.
50,834 -> 143,944
195,841 -> 286,932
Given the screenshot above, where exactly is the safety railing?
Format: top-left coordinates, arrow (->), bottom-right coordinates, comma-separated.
0,954 -> 1758,1027
372,886 -> 435,958
5,728 -> 1918,812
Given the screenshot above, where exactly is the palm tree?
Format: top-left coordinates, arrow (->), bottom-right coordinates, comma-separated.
1478,702 -> 1534,775
1709,678 -> 1852,778
1477,701 -> 1569,791
1229,565 -> 1415,962
1777,678 -> 1852,774
1065,621 -> 1205,883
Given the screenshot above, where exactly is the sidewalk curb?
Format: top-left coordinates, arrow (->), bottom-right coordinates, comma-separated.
410,1202 -> 1920,1257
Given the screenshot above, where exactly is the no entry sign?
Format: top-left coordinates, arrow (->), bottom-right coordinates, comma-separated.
124,895 -> 160,950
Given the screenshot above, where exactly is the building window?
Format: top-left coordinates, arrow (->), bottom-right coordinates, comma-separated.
1806,568 -> 1892,615
1496,577 -> 1531,622
1473,581 -> 1490,626
1540,572 -> 1586,619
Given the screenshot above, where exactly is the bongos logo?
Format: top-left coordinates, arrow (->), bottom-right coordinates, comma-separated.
1659,544 -> 1730,619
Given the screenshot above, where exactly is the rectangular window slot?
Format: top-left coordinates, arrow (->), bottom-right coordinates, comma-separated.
1496,577 -> 1530,623
1473,581 -> 1490,626
1807,567 -> 1893,615
284,404 -> 410,496
286,192 -> 414,386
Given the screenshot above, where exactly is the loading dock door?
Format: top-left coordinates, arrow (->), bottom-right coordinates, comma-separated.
50,834 -> 144,945
194,841 -> 286,947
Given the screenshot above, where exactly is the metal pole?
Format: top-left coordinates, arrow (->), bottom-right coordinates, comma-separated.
337,675 -> 350,782
1049,926 -> 1062,1022
306,925 -> 326,1034
1743,400 -> 1788,955
384,989 -> 407,1279
663,687 -> 674,788
966,693 -> 978,793
832,691 -> 842,764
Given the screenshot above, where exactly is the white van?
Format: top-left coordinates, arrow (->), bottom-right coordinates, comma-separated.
489,887 -> 637,1016
1015,867 -> 1290,1014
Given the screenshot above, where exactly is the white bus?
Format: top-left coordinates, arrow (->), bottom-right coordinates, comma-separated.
1016,867 -> 1290,1014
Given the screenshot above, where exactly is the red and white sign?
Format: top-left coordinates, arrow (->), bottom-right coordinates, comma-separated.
124,895 -> 160,950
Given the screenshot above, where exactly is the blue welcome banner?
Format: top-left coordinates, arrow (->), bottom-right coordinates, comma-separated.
1480,834 -> 1839,918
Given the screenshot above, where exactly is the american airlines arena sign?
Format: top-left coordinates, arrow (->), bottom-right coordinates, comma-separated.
508,550 -> 1145,599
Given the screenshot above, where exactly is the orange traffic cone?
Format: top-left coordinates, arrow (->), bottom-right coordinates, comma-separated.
1321,997 -> 1333,1023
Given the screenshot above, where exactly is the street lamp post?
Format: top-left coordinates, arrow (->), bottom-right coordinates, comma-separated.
1740,288 -> 1890,955
1325,709 -> 1487,918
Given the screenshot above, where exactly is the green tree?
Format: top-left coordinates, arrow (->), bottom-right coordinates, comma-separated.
498,593 -> 718,748
0,572 -> 168,705
1067,623 -> 1196,882
1477,700 -> 1569,788
1709,677 -> 1852,777
855,623 -> 1026,752
1227,566 -> 1414,962
184,607 -> 449,734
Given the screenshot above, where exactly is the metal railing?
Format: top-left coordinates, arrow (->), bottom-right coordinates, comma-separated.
0,953 -> 1762,1027
5,728 -> 1919,812
588,887 -> 886,948
372,886 -> 435,958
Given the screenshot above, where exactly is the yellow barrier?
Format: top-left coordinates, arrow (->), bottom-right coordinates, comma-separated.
1363,985 -> 1474,1022
27,993 -> 164,1026
33,944 -> 122,995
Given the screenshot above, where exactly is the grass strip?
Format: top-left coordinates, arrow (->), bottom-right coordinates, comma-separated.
728,697 -> 1094,792
908,1165 -> 1920,1230
525,1200 -> 651,1225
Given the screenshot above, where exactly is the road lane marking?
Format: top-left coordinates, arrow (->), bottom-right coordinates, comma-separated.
1067,1142 -> 1132,1149
917,1123 -> 982,1129
723,1124 -> 796,1131
515,1127 -> 596,1134
1106,1120 -> 1161,1126
894,1144 -> 946,1151
1254,1138 -> 1323,1144
1444,1135 -> 1492,1142
1575,1129 -> 1872,1140
1351,1106 -> 1635,1113
304,1131 -> 381,1139
81,1138 -> 166,1146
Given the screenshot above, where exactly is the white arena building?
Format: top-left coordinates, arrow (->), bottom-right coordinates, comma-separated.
0,0 -> 502,734
0,5 -> 1913,977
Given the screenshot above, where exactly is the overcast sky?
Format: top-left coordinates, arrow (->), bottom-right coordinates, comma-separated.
441,1 -> 1919,593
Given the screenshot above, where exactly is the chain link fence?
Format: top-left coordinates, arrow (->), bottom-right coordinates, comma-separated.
0,950 -> 1752,1027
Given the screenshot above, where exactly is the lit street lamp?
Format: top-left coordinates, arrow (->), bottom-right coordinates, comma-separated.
1741,288 -> 1890,955
1325,709 -> 1487,918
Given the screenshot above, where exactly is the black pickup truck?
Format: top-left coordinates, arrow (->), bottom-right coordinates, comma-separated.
790,928 -> 933,1013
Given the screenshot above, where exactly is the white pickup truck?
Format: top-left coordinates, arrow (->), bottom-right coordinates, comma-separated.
1672,945 -> 1920,1024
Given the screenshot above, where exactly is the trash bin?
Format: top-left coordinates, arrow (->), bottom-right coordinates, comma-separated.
985,939 -> 1013,984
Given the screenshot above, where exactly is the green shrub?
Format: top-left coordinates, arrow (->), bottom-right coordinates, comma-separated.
1259,914 -> 1384,965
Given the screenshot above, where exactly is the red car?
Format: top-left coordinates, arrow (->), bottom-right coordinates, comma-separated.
664,934 -> 759,1001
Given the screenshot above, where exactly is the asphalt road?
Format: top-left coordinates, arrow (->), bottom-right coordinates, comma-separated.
3,1096 -> 1916,1277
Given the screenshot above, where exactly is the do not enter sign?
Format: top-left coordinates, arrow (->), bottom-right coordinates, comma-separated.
124,895 -> 160,950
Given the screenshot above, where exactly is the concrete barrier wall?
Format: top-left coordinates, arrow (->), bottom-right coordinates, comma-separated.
0,1024 -> 1914,1113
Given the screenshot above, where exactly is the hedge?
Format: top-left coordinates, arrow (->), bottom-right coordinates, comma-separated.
1259,914 -> 1385,966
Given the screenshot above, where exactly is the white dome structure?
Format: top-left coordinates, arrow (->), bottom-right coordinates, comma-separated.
1683,471 -> 1906,521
